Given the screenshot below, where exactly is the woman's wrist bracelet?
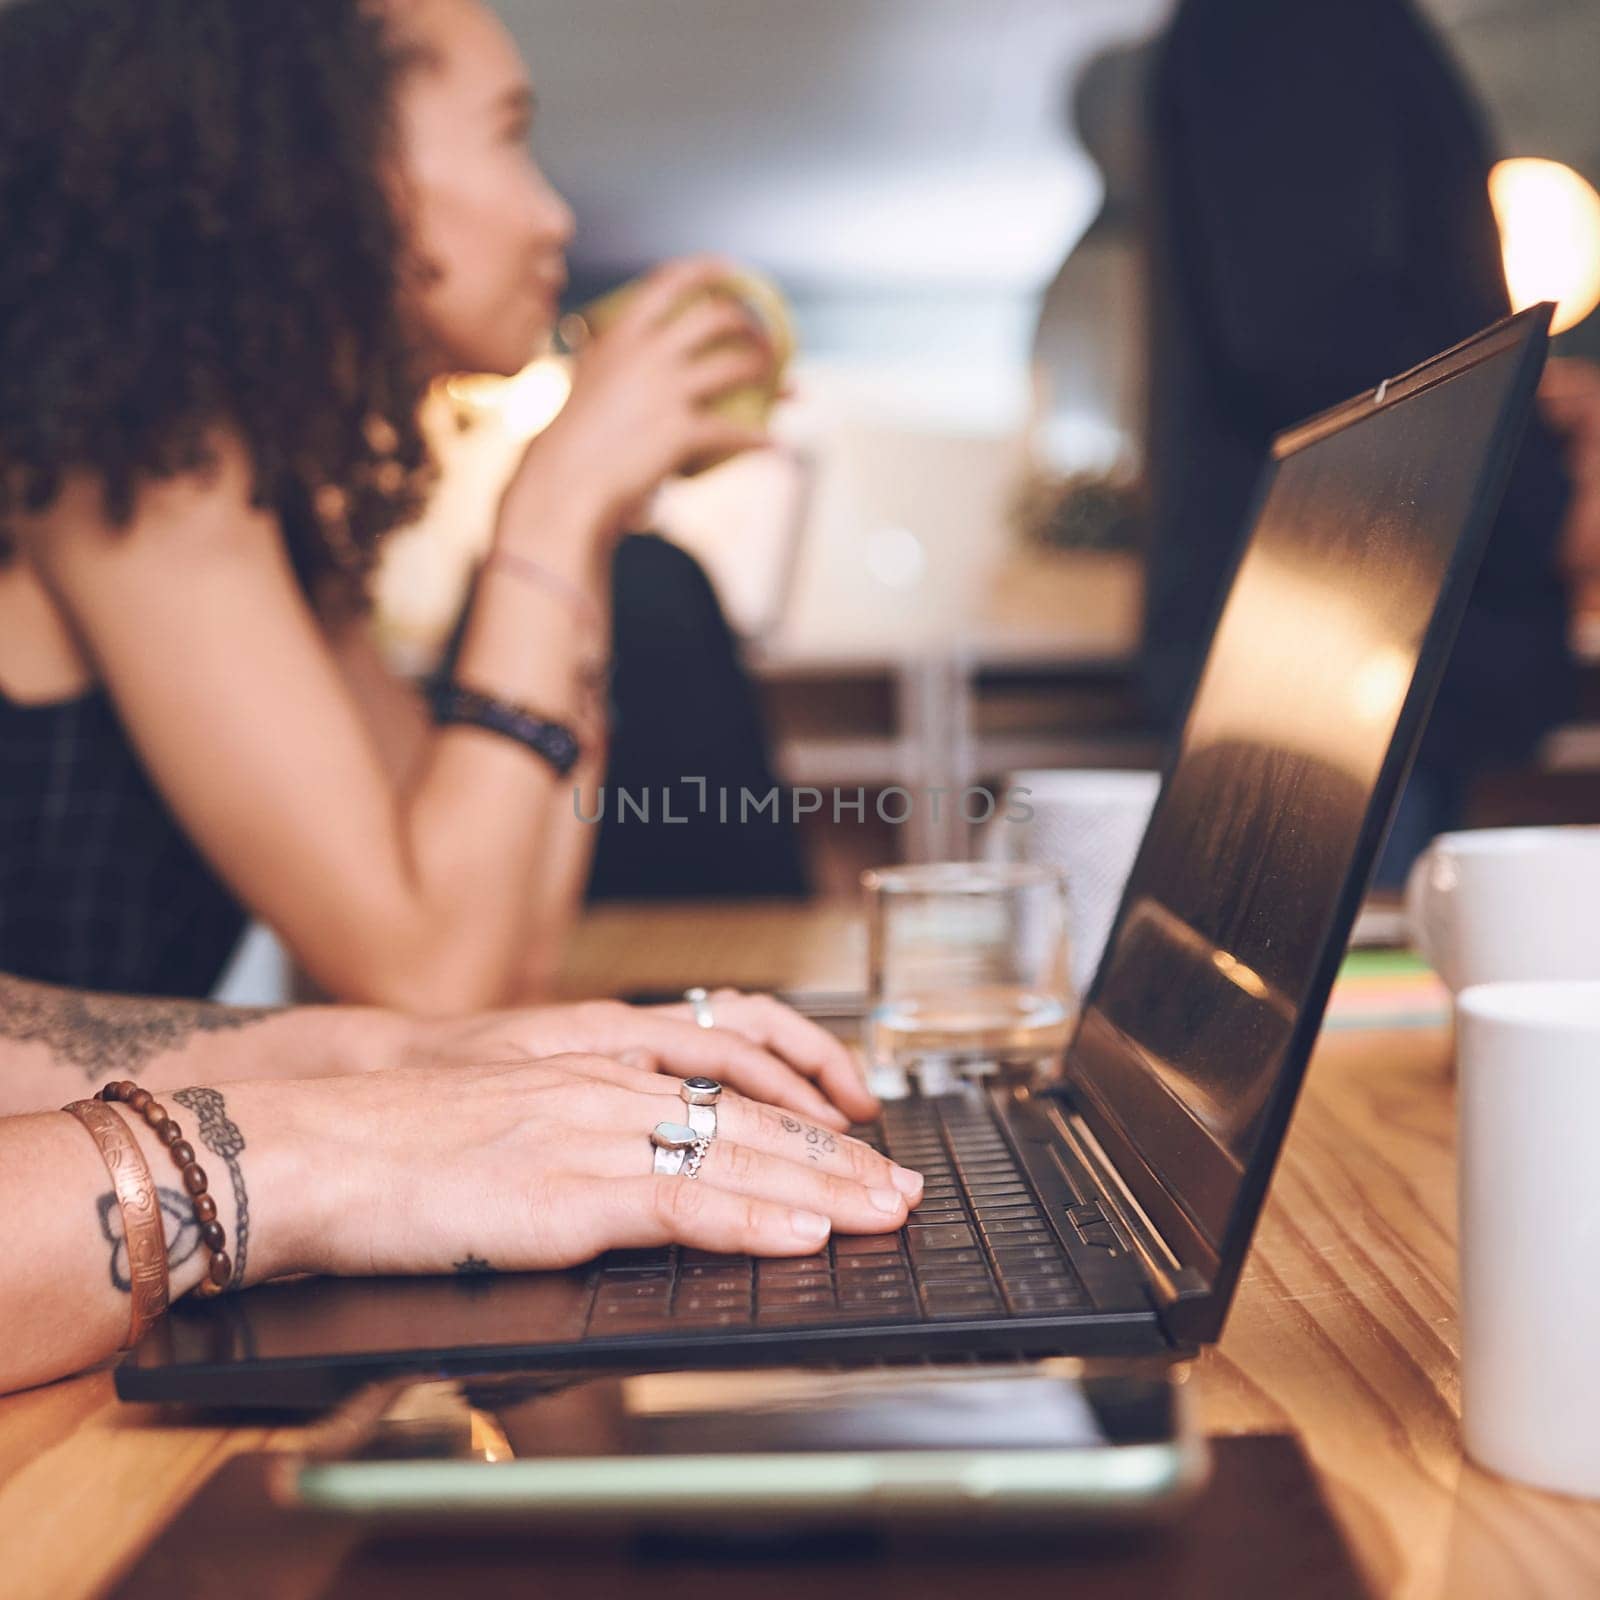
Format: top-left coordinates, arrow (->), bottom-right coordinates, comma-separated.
98,1082 -> 234,1297
62,1100 -> 170,1348
430,681 -> 585,778
484,547 -> 605,635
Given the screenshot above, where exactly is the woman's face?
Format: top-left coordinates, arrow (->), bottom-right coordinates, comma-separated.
389,0 -> 575,377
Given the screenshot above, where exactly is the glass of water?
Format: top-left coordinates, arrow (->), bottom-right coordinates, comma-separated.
861,861 -> 1074,1094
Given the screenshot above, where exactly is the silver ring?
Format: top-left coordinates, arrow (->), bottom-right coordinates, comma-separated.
651,1120 -> 709,1179
680,1075 -> 722,1140
683,986 -> 716,1030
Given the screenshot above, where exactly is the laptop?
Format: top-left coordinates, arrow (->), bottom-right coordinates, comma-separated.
118,306 -> 1552,1408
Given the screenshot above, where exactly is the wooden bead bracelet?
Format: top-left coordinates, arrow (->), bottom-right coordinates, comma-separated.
97,1081 -> 232,1297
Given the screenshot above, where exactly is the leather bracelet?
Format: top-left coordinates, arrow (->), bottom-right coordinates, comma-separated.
63,1100 -> 170,1349
430,682 -> 584,778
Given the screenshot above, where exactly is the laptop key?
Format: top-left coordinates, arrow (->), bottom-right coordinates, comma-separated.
775,1279 -> 836,1299
834,1253 -> 911,1276
912,1262 -> 993,1285
760,1285 -> 837,1305
906,1224 -> 977,1255
677,1292 -> 752,1312
834,1233 -> 904,1257
1005,1281 -> 1088,1306
838,1285 -> 918,1308
834,1264 -> 912,1287
912,1247 -> 985,1270
989,1243 -> 1070,1268
680,1263 -> 752,1282
993,1267 -> 1074,1291
755,1267 -> 832,1292
594,1281 -> 670,1303
922,1296 -> 1003,1321
979,1217 -> 1057,1238
755,1305 -> 855,1325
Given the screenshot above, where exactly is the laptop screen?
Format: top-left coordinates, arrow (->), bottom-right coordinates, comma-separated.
1063,312 -> 1547,1313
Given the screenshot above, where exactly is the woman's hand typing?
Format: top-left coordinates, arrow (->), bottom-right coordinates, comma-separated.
415,991 -> 879,1132
253,1052 -> 920,1278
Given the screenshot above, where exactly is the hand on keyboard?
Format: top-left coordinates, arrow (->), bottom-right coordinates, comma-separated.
290,1051 -> 923,1279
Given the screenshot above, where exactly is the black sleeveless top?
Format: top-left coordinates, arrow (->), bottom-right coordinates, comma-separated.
0,533 -> 802,1000
0,687 -> 246,997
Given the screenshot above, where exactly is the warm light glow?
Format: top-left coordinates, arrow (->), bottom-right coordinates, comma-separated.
1347,648 -> 1412,726
444,355 -> 574,441
1489,157 -> 1600,336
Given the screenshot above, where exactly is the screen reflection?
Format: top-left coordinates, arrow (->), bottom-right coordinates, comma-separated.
1067,344 -> 1531,1252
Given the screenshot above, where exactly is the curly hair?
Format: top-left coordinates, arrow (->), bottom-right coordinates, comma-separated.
0,0 -> 437,593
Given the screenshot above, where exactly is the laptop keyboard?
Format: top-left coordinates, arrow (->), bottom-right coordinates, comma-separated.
584,1095 -> 1090,1340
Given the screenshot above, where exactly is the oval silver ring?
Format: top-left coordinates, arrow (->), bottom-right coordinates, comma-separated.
651,1120 -> 708,1179
680,1075 -> 722,1140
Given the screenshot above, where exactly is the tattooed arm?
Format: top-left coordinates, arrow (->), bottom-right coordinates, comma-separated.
0,975 -> 877,1127
0,975 -> 408,1118
0,1086 -> 289,1395
0,1054 -> 919,1396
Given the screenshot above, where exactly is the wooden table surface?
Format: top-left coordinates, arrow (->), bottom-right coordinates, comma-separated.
4,900 -> 1600,1599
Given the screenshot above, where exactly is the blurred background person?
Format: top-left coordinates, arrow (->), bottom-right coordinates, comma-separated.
0,0 -> 794,1012
1140,0 -> 1577,884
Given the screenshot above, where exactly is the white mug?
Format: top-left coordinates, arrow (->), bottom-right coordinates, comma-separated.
1405,827 -> 1600,993
985,769 -> 1160,999
1457,981 -> 1600,1498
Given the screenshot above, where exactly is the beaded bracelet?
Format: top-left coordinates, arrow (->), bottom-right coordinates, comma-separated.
430,681 -> 584,779
97,1082 -> 232,1297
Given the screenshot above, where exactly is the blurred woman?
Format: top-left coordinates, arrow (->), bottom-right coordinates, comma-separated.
0,0 -> 779,1009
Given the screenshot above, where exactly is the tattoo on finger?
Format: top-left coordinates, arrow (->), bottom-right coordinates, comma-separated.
780,1114 -> 839,1164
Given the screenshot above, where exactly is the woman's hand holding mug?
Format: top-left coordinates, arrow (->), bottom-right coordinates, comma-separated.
504,255 -> 783,549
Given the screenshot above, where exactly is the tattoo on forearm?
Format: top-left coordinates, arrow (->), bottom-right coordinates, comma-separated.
172,1087 -> 249,1289
453,1254 -> 496,1276
97,1188 -> 200,1292
780,1114 -> 838,1165
0,975 -> 278,1082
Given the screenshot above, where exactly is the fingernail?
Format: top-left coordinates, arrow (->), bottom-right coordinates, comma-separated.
790,1209 -> 830,1241
890,1164 -> 924,1197
870,1188 -> 904,1214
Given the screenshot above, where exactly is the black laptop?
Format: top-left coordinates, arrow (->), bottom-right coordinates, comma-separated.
119,306 -> 1553,1408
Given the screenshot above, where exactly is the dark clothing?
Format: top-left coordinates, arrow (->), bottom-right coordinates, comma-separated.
0,687 -> 247,997
0,534 -> 800,999
585,533 -> 808,901
1143,0 -> 1574,775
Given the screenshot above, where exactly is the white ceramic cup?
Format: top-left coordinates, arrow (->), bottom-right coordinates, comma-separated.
1405,827 -> 1600,993
985,770 -> 1161,999
1457,981 -> 1600,1498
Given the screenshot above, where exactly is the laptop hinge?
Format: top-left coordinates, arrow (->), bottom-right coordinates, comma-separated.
1042,1098 -> 1210,1313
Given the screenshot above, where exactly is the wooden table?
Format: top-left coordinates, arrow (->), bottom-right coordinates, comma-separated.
4,901 -> 1600,1598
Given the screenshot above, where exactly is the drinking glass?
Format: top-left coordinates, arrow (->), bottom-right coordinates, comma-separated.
862,861 -> 1073,1094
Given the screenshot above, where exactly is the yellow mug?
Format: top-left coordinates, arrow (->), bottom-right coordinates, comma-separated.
562,264 -> 795,473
